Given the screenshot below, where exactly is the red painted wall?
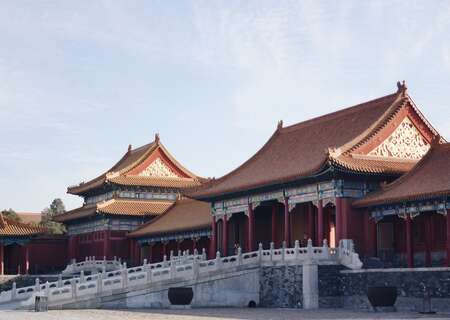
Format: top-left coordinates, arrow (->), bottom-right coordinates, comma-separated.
28,236 -> 68,274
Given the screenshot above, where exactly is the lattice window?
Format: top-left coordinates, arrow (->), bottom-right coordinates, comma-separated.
368,117 -> 429,159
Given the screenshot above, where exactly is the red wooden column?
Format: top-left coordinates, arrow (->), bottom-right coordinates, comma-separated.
335,197 -> 342,245
364,211 -> 378,258
316,200 -> 324,245
0,244 -> 4,275
24,245 -> 29,275
425,215 -> 432,267
248,204 -> 255,252
284,197 -> 291,247
222,217 -> 228,256
341,198 -> 348,240
163,242 -> 168,258
307,203 -> 315,244
103,230 -> 110,260
210,218 -> 217,258
192,239 -> 197,253
271,205 -> 277,246
405,215 -> 414,268
446,209 -> 450,267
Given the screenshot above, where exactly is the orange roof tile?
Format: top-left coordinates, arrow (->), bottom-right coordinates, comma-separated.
0,213 -> 45,237
129,198 -> 211,238
354,142 -> 450,207
54,199 -> 173,222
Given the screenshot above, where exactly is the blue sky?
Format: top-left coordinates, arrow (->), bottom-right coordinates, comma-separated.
1,1 -> 449,212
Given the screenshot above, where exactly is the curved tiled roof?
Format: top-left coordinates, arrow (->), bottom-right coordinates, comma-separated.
192,90 -> 408,199
330,155 -> 417,175
128,198 -> 211,238
53,199 -> 173,222
354,142 -> 450,207
191,85 -> 440,200
98,199 -> 172,216
108,176 -> 201,189
0,214 -> 45,236
68,142 -> 156,195
67,136 -> 203,195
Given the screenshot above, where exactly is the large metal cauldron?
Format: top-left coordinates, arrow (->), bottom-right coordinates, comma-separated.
168,287 -> 194,305
367,286 -> 397,308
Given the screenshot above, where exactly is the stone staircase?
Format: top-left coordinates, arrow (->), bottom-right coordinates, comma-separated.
0,239 -> 362,310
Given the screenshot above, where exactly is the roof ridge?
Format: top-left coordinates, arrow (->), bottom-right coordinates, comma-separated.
113,142 -> 158,175
338,93 -> 405,154
281,92 -> 398,133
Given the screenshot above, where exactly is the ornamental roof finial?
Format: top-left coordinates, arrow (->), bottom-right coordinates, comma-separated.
155,133 -> 160,144
431,134 -> 442,147
127,144 -> 132,153
397,80 -> 407,96
277,120 -> 283,130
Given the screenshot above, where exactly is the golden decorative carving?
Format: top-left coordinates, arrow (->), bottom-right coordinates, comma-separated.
368,117 -> 429,159
139,158 -> 179,178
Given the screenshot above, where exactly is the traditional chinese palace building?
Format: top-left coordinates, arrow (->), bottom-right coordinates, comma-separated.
0,213 -> 44,275
54,135 -> 207,263
190,82 -> 449,268
53,81 -> 449,270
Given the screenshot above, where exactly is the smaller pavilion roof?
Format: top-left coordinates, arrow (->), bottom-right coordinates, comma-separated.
17,212 -> 42,224
67,135 -> 203,196
128,198 -> 211,238
354,141 -> 450,207
53,199 -> 173,223
0,213 -> 45,237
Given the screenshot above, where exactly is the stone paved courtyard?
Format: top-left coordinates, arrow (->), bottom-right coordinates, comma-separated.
1,309 -> 450,320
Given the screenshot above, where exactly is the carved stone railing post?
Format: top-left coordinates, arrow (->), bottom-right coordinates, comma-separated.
192,258 -> 199,280
45,281 -> 50,297
294,240 -> 300,260
80,270 -> 85,283
122,268 -> 128,288
322,239 -> 330,259
270,242 -> 274,263
307,239 -> 313,260
71,278 -> 77,299
237,247 -> 243,265
58,274 -> 63,288
258,243 -> 263,264
97,274 -> 102,293
35,278 -> 40,292
11,282 -> 16,300
170,260 -> 176,278
215,251 -> 222,270
163,255 -> 168,268
202,248 -> 206,260
282,241 -> 286,262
